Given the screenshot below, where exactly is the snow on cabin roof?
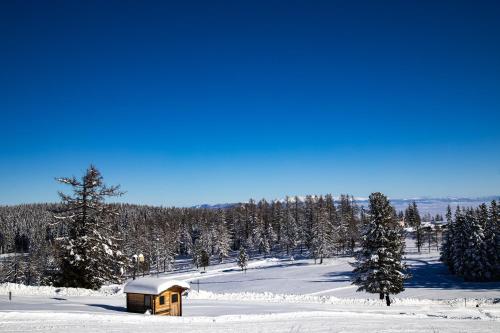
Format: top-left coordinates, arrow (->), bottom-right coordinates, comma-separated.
124,278 -> 190,295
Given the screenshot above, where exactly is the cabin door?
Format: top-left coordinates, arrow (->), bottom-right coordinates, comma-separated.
170,292 -> 181,316
144,295 -> 152,312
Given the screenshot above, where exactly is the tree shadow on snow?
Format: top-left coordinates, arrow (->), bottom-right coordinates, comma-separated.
221,262 -> 310,273
404,258 -> 500,290
254,262 -> 310,270
198,277 -> 285,285
309,270 -> 354,283
86,304 -> 127,312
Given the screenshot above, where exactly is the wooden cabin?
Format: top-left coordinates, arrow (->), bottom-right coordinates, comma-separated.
123,278 -> 190,316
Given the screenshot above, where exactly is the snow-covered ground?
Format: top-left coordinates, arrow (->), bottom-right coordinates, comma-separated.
1,244 -> 499,332
153,241 -> 500,300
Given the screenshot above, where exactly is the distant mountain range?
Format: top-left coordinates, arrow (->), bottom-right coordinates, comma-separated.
193,196 -> 500,216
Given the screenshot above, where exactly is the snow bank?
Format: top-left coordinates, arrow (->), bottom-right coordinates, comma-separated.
2,309 -> 499,333
0,283 -> 123,297
187,290 -> 499,307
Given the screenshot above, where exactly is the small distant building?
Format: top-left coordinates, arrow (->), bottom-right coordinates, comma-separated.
124,278 -> 190,316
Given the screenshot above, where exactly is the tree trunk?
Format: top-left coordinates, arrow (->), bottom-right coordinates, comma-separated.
416,227 -> 421,253
385,294 -> 391,306
379,293 -> 384,300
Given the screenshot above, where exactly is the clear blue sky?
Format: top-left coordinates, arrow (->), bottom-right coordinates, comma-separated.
1,0 -> 499,206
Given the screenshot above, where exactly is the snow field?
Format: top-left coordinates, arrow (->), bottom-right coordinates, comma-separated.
1,247 -> 499,332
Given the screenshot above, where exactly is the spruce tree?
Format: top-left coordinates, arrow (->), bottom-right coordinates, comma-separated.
304,195 -> 315,250
440,205 -> 454,270
351,192 -> 408,306
451,207 -> 468,276
339,195 -> 357,253
214,209 -> 231,262
53,165 -> 126,290
199,249 -> 210,271
485,201 -> 499,278
281,198 -> 298,254
461,208 -> 492,281
237,247 -> 248,272
405,202 -> 422,252
310,196 -> 333,264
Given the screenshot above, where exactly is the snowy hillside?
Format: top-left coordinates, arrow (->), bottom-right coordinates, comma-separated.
1,241 -> 499,332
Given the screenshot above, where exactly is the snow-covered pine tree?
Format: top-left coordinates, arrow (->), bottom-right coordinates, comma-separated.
338,195 -> 352,253
477,203 -> 489,229
258,199 -> 276,254
281,197 -> 298,255
461,208 -> 492,281
53,165 -> 126,290
451,207 -> 468,276
252,208 -> 265,254
478,203 -> 497,278
325,194 -> 342,255
192,241 -> 202,269
199,249 -> 210,271
271,200 -> 283,246
310,196 -> 332,264
197,216 -> 214,257
237,247 -> 248,272
440,205 -> 454,271
153,212 -> 179,273
348,196 -> 361,253
245,199 -> 258,249
303,195 -> 315,250
294,196 -> 306,253
351,192 -> 408,306
214,209 -> 231,262
485,201 -> 499,279
405,202 -> 422,252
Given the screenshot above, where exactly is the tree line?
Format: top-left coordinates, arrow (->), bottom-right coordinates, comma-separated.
0,166 -> 366,288
1,165 -> 496,295
440,201 -> 499,281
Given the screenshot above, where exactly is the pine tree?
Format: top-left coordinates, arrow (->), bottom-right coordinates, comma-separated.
441,201 -> 500,281
260,199 -> 276,254
304,195 -> 315,250
199,249 -> 210,271
351,192 -> 408,306
440,205 -> 454,270
451,207 -> 468,276
461,208 -> 492,281
53,165 -> 126,290
485,201 -> 499,278
192,242 -> 202,269
310,196 -> 332,264
405,202 -> 422,252
281,197 -> 298,254
294,196 -> 306,253
339,195 -> 355,253
214,210 -> 231,262
237,247 -> 248,272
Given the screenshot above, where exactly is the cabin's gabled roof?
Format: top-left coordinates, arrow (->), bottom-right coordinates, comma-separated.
124,278 -> 190,295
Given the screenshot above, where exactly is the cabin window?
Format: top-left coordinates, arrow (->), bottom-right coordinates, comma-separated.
159,296 -> 165,305
171,294 -> 178,303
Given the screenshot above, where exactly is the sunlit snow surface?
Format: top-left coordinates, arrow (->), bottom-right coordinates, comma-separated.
1,242 -> 499,332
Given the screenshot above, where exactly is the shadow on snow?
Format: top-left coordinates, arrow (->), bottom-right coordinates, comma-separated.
404,258 -> 500,290
86,304 -> 127,312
